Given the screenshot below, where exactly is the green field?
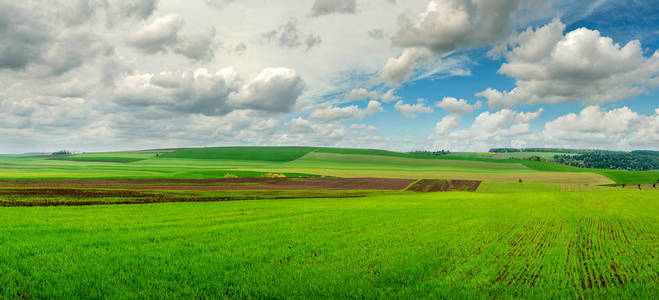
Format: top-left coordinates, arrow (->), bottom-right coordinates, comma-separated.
0,146 -> 657,298
1,188 -> 656,298
1,147 -> 656,184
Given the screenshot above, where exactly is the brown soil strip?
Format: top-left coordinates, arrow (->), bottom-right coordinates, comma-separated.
0,188 -> 370,207
406,179 -> 481,192
0,178 -> 416,191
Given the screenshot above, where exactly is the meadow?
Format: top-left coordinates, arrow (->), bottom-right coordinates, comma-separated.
0,146 -> 657,298
1,187 -> 656,298
2,147 -> 656,184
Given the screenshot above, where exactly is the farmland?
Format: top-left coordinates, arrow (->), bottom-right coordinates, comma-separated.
0,146 -> 657,298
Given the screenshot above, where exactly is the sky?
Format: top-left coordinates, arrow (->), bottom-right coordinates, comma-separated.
0,0 -> 657,153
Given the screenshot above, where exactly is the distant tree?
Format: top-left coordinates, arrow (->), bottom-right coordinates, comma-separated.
518,178 -> 523,183
51,150 -> 72,156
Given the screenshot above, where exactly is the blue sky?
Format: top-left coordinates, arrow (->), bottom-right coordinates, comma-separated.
0,0 -> 657,153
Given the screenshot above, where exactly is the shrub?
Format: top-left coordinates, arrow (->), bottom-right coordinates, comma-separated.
223,173 -> 239,178
265,173 -> 286,178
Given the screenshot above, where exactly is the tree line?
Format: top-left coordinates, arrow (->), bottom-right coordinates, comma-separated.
554,151 -> 659,171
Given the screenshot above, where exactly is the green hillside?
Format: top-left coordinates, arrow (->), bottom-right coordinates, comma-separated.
161,146 -> 317,162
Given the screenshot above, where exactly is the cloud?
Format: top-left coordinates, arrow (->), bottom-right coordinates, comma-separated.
435,114 -> 461,135
368,29 -> 386,40
435,97 -> 482,114
366,100 -> 384,115
127,14 -> 217,61
477,18 -> 659,109
380,0 -> 522,86
0,2 -> 114,75
530,106 -> 659,150
205,0 -> 235,10
234,42 -> 247,55
115,67 -> 305,116
262,19 -> 322,51
128,14 -> 182,53
310,0 -> 357,17
346,88 -> 379,100
392,0 -> 520,54
173,27 -> 218,61
0,3 -> 50,70
345,88 -> 399,104
380,89 -> 399,103
309,100 -> 382,122
310,104 -> 364,122
380,48 -> 433,85
108,0 -> 159,23
230,68 -> 306,113
430,108 -> 542,151
394,100 -> 433,118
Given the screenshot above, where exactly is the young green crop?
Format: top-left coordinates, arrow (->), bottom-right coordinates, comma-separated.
0,190 -> 656,298
160,146 -> 318,161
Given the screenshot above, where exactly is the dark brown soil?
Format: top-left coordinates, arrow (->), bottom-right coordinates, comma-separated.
406,179 -> 481,192
0,178 -> 416,191
0,188 -> 370,207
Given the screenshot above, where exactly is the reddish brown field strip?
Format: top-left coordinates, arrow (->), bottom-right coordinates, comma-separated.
406,179 -> 481,192
0,178 -> 417,191
0,188 -> 371,207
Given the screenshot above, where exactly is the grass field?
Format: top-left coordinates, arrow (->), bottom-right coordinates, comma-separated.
1,188 -> 656,298
1,147 -> 656,184
0,146 -> 658,298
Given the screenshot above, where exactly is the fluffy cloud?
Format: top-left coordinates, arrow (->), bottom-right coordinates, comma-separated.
431,108 -> 542,151
128,14 -> 182,53
366,100 -> 384,115
380,89 -> 400,103
435,97 -> 482,114
262,19 -> 322,51
345,88 -> 399,103
127,14 -> 217,61
230,68 -> 306,113
115,67 -> 304,116
309,100 -> 383,122
434,114 -> 461,135
346,88 -> 379,100
310,0 -> 357,17
380,0 -> 527,86
394,100 -> 433,118
380,48 -> 433,85
478,18 -> 659,109
392,0 -> 520,54
530,106 -> 659,149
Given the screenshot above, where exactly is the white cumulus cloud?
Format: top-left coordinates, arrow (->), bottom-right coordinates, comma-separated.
477,18 -> 659,109
435,97 -> 482,114
394,100 -> 433,118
